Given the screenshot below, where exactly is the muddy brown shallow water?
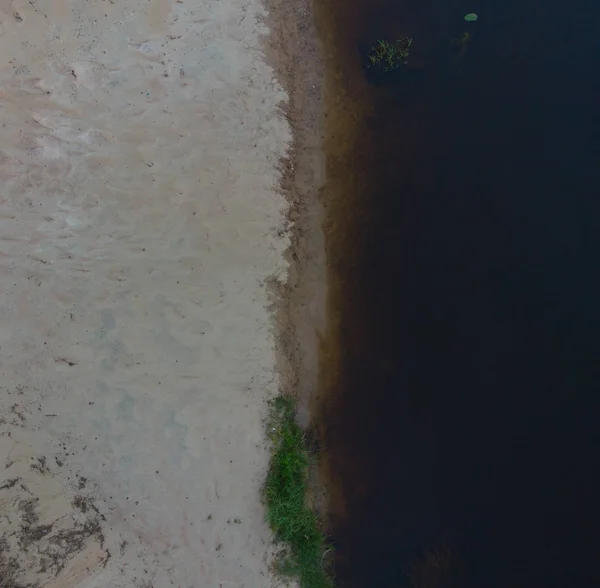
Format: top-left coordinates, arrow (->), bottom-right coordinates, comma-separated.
314,0 -> 600,586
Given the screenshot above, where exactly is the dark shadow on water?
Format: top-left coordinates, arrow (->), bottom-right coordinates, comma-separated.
316,0 -> 600,586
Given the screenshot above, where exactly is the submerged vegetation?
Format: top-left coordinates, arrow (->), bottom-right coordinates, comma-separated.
263,396 -> 333,588
451,31 -> 472,61
367,37 -> 413,72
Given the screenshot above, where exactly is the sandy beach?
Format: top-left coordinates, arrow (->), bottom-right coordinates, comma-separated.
0,0 -> 300,584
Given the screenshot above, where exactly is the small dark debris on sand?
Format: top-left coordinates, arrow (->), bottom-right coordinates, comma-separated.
0,478 -> 20,491
29,457 -> 49,475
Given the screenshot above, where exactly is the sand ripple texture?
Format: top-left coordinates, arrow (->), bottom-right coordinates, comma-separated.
0,0 -> 291,585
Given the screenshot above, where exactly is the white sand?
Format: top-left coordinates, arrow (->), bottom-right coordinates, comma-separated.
0,0 -> 291,585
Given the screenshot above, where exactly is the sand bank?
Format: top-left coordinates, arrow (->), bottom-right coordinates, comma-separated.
0,0 -> 300,584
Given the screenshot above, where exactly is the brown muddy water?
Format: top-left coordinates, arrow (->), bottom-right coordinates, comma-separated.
314,0 -> 600,586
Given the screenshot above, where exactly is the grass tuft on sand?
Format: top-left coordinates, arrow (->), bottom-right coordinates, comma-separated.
263,396 -> 333,588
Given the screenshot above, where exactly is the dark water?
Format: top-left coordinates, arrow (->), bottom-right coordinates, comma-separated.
318,0 -> 600,586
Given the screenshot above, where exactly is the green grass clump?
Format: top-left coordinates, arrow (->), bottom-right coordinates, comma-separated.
367,37 -> 413,72
263,396 -> 333,588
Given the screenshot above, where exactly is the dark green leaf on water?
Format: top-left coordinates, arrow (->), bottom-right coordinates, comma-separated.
464,13 -> 478,22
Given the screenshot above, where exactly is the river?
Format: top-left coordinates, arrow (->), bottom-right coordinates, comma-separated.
317,0 -> 600,585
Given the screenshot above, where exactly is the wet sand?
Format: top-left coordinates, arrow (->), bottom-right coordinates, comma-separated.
0,0 -> 297,585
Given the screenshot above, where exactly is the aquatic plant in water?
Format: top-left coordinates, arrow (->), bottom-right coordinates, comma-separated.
367,37 -> 412,72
